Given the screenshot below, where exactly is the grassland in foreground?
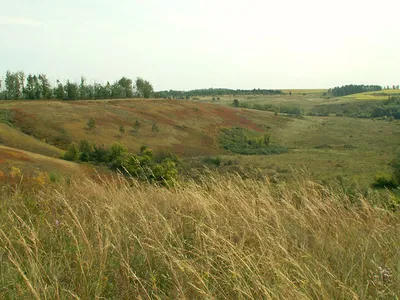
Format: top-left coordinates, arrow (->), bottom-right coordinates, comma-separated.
0,173 -> 399,299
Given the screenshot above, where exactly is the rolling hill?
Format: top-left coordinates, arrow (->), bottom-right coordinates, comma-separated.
0,97 -> 399,184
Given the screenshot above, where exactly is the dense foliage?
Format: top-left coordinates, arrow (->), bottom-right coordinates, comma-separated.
312,95 -> 400,119
154,88 -> 283,99
0,71 -> 154,100
328,84 -> 382,96
64,141 -> 178,185
219,127 -> 288,155
234,100 -> 302,116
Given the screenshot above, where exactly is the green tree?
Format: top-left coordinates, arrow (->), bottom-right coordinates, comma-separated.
55,80 -> 65,100
233,99 -> 239,107
24,74 -> 36,99
136,77 -> 154,98
79,76 -> 87,100
118,77 -> 133,98
32,75 -> 42,99
65,80 -> 79,100
5,70 -> 24,100
39,74 -> 52,99
111,82 -> 125,98
0,80 -> 3,100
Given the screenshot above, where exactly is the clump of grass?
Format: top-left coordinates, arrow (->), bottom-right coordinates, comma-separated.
202,156 -> 222,166
0,174 -> 399,298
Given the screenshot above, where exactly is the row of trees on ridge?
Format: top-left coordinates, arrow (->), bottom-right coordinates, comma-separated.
0,71 -> 154,100
328,84 -> 382,96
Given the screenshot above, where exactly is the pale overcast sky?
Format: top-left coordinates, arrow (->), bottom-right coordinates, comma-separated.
1,0 -> 399,90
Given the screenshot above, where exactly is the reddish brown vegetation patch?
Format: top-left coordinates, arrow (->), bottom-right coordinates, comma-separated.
0,148 -> 33,162
118,105 -> 178,126
95,112 -> 132,126
206,105 -> 264,132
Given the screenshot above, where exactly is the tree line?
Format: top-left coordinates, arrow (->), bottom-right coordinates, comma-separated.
328,84 -> 382,97
0,70 -> 154,100
154,88 -> 283,99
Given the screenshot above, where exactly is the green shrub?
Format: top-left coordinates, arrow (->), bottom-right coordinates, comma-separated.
151,158 -> 178,186
151,122 -> 159,133
79,139 -> 93,162
219,127 -> 288,155
91,144 -> 109,163
108,143 -> 128,168
372,173 -> 397,189
314,144 -> 332,149
202,156 -> 222,167
86,118 -> 96,130
63,143 -> 79,161
62,140 -> 179,186
49,172 -> 61,183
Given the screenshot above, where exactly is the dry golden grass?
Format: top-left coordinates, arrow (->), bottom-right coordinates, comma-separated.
0,173 -> 399,299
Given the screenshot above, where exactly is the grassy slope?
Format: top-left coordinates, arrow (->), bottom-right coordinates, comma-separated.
0,99 -> 266,157
0,174 -> 399,299
229,116 -> 400,184
0,123 -> 63,157
0,145 -> 87,176
0,98 -> 399,184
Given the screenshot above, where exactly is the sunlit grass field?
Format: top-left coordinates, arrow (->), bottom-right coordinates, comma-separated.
343,89 -> 400,101
191,90 -> 331,111
0,173 -> 399,299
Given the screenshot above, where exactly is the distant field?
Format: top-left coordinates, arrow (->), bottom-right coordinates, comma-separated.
0,98 -> 399,185
343,89 -> 400,101
281,89 -> 328,94
191,90 -> 333,111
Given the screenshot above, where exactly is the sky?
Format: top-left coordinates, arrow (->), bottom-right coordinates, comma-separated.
1,0 -> 399,90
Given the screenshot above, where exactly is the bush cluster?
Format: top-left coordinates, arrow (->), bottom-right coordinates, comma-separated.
219,127 -> 288,155
372,173 -> 397,189
234,101 -> 302,116
64,140 -> 178,186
